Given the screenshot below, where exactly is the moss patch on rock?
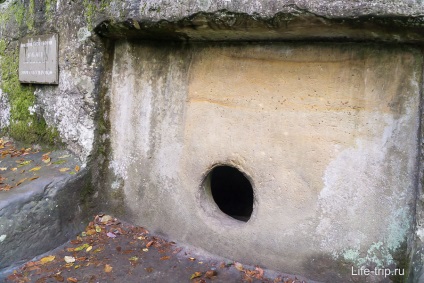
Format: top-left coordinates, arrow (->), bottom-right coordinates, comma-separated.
0,40 -> 60,145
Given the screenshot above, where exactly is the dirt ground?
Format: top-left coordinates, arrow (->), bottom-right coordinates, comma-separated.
4,214 -> 311,283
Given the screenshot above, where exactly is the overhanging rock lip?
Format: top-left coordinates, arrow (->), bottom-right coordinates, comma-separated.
94,10 -> 424,43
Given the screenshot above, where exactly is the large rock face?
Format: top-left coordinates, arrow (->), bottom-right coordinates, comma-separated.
108,41 -> 422,282
1,0 -> 424,282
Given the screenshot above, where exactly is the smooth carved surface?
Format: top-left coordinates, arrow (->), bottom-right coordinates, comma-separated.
109,41 -> 422,282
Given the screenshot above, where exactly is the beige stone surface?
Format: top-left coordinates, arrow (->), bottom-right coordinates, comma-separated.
109,41 -> 422,281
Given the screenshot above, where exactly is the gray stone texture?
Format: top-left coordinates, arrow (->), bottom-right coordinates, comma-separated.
0,168 -> 93,274
1,0 -> 424,282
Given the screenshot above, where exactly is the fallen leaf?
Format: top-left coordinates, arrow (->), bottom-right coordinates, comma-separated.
235,262 -> 243,271
94,248 -> 104,254
0,167 -> 7,171
59,154 -> 70,159
11,167 -> 17,171
64,256 -> 75,263
106,232 -> 116,238
173,247 -> 182,254
52,160 -> 66,165
59,168 -> 70,172
66,248 -> 75,252
16,178 -> 27,186
53,274 -> 64,282
0,185 -> 11,191
142,248 -> 149,252
255,266 -> 264,279
129,256 -> 138,261
160,256 -> 170,260
145,267 -> 154,273
104,264 -> 113,273
75,165 -> 80,172
242,274 -> 253,283
95,226 -> 102,233
18,160 -> 31,167
29,166 -> 41,172
74,265 -> 80,269
205,270 -> 217,279
40,255 -> 55,264
74,243 -> 89,251
190,272 -> 202,280
189,257 -> 196,261
146,241 -> 155,247
42,152 -> 51,158
67,277 -> 78,283
100,215 -> 113,223
86,246 -> 92,252
42,157 -> 51,163
86,229 -> 96,236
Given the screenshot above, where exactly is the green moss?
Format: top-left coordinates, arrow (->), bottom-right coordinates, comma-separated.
0,1 -> 25,29
0,40 -> 61,145
45,0 -> 57,22
27,0 -> 35,30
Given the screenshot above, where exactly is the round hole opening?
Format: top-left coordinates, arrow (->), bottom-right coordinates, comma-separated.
209,165 -> 254,222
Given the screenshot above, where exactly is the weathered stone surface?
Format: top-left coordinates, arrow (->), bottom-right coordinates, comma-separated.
107,41 -> 421,282
0,165 -> 93,275
1,1 -> 424,282
0,89 -> 10,130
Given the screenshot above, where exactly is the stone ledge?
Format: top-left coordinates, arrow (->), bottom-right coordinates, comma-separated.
0,168 -> 94,277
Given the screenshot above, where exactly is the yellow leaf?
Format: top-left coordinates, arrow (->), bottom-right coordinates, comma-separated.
16,178 -> 27,186
86,246 -> 92,252
190,272 -> 202,280
29,166 -> 41,172
235,262 -> 243,271
42,157 -> 51,163
59,154 -> 70,159
18,160 -> 31,167
74,243 -> 89,251
104,264 -> 113,273
75,165 -> 80,172
59,168 -> 70,172
0,167 -> 7,171
11,167 -> 17,171
40,255 -> 55,264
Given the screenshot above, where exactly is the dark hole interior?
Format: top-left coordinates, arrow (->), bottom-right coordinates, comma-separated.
210,166 -> 254,222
